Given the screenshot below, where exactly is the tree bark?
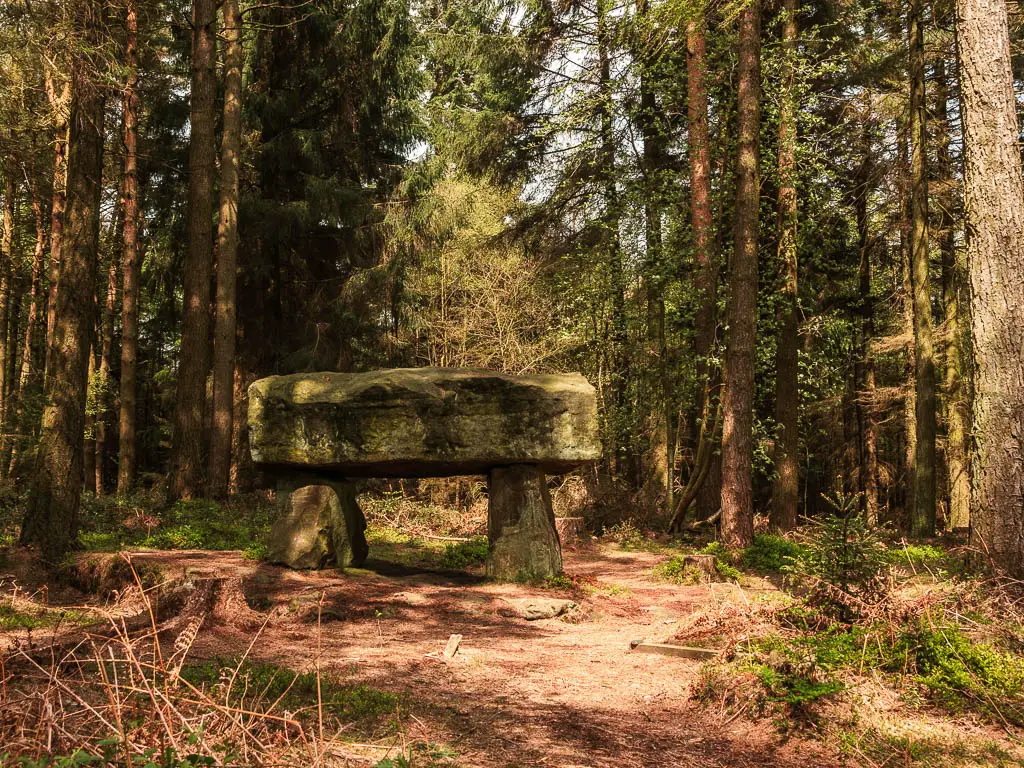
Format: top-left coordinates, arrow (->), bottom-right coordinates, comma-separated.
854,153 -> 879,526
688,16 -> 721,521
771,0 -> 799,532
209,0 -> 243,498
0,167 -> 15,429
935,54 -> 969,531
720,1 -> 761,549
94,240 -> 119,495
596,0 -> 629,483
171,0 -> 218,500
7,164 -> 49,478
955,0 -> 1024,574
637,0 -> 671,514
44,78 -> 71,384
21,0 -> 106,560
118,0 -> 141,495
908,0 -> 937,538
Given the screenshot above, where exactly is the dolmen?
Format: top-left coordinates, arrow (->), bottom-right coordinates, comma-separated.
248,368 -> 600,581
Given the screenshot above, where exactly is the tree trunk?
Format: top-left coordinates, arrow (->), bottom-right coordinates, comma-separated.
720,1 -> 761,549
935,54 -> 970,531
854,153 -> 879,527
0,168 -> 15,429
771,0 -> 799,532
171,0 -> 218,500
44,75 -> 71,385
597,0 -> 629,483
908,0 -> 936,538
637,0 -> 671,514
21,0 -> 106,560
688,16 -> 721,522
955,0 -> 1024,574
7,167 -> 49,477
94,243 -> 119,495
118,0 -> 141,495
209,0 -> 243,499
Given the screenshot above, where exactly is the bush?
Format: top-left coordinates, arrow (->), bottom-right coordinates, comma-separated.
901,625 -> 1024,724
741,534 -> 805,573
788,489 -> 889,621
441,537 -> 489,569
603,521 -> 648,550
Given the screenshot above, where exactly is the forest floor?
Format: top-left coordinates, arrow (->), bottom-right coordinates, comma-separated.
3,525 -> 1023,768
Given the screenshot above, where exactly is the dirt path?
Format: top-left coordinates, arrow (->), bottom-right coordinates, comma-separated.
112,546 -> 844,768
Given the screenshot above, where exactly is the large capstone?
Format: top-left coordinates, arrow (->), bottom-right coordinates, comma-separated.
248,368 -> 600,477
267,475 -> 368,569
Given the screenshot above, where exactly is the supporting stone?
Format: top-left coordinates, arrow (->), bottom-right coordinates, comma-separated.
268,474 -> 368,569
487,465 -> 562,581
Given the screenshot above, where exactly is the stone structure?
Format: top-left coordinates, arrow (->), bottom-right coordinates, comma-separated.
249,368 -> 600,579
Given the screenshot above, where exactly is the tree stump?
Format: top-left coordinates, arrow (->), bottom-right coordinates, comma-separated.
487,465 -> 562,581
268,474 -> 368,569
555,516 -> 587,549
682,554 -> 719,583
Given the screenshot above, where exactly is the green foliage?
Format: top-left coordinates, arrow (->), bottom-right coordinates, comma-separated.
372,759 -> 411,768
603,521 -> 649,550
741,535 -> 806,573
884,543 -> 949,569
903,625 -> 1024,724
1,734 -> 231,768
753,664 -> 845,706
744,615 -> 1024,727
441,537 -> 489,569
543,573 -> 574,590
788,489 -> 889,620
0,605 -> 90,631
653,549 -> 740,583
180,660 -> 400,722
77,495 -> 276,555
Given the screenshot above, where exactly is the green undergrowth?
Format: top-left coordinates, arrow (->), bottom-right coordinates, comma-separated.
364,525 -> 489,572
180,659 -> 401,725
441,537 -> 488,569
364,525 -> 452,569
707,611 -> 1024,732
836,725 -> 1017,768
0,604 -> 92,631
76,495 -> 275,557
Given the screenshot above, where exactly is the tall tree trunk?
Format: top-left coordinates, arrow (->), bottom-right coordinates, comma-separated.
0,168 -> 15,430
83,344 -> 96,491
118,0 -> 141,495
908,0 -> 937,537
21,0 -> 106,559
721,1 -> 761,548
955,0 -> 1024,574
44,76 -> 71,383
689,15 -> 721,521
637,0 -> 671,514
7,168 -> 49,477
897,119 -> 917,522
771,0 -> 799,532
171,0 -> 218,500
94,244 -> 119,495
935,54 -> 969,531
597,0 -> 628,482
210,0 -> 243,498
855,157 -> 879,526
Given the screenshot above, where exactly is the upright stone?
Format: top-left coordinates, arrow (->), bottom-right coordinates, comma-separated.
268,475 -> 368,569
487,465 -> 562,581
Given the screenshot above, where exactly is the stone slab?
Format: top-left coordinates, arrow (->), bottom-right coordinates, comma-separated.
248,368 -> 600,477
